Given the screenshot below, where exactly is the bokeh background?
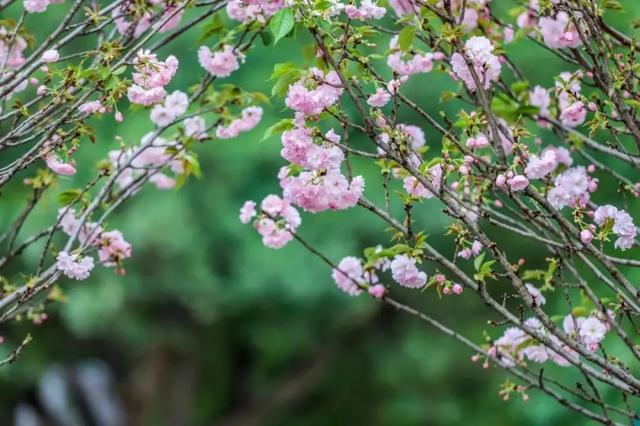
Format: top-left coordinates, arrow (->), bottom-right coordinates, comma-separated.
1,1 -> 639,425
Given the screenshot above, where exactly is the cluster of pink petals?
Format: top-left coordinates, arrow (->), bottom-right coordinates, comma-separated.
24,0 -> 62,13
226,0 -> 285,23
525,283 -> 546,306
387,0 -> 417,17
184,116 -> 208,140
547,166 -> 596,210
127,50 -> 179,106
456,240 -> 483,259
398,124 -> 426,150
97,230 -> 132,268
280,126 -> 343,170
198,45 -> 244,78
529,85 -> 551,117
44,153 -> 76,176
450,36 -> 501,92
344,0 -> 386,20
0,29 -> 27,68
538,12 -> 581,50
280,168 -> 364,213
216,106 -> 263,139
56,251 -> 94,280
403,164 -> 443,199
390,254 -> 427,288
41,49 -> 60,63
285,68 -> 343,116
593,205 -> 637,250
108,133 -> 183,190
559,101 -> 586,127
465,132 -> 490,150
387,36 -> 442,76
524,149 -> 557,180
367,88 -> 391,107
489,314 -> 606,368
79,100 -> 105,116
331,256 -> 379,296
150,90 -> 189,126
113,3 -> 182,37
113,6 -> 152,38
516,0 -> 538,30
249,195 -> 302,249
508,175 -> 529,192
58,208 -> 103,246
556,71 -> 582,109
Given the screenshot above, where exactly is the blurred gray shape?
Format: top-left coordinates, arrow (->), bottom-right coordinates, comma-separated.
37,364 -> 84,426
14,403 -> 42,426
74,360 -> 125,426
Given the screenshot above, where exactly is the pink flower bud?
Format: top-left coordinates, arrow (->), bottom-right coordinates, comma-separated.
115,111 -> 123,122
442,286 -> 451,295
580,229 -> 593,244
42,49 -> 60,63
508,175 -> 529,192
368,284 -> 386,299
587,102 -> 597,112
587,164 -> 596,173
452,283 -> 463,294
435,274 -> 446,283
495,174 -> 506,187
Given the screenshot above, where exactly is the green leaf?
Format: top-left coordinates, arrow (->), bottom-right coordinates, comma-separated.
602,0 -> 624,11
259,30 -> 273,46
398,26 -> 416,53
58,189 -> 82,206
262,118 -> 294,141
269,8 -> 295,45
473,252 -> 485,272
198,14 -> 225,42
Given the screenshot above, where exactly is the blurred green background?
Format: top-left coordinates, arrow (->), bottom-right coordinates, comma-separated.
1,1 -> 640,425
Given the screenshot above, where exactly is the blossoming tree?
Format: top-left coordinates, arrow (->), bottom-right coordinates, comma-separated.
1,0 -> 640,421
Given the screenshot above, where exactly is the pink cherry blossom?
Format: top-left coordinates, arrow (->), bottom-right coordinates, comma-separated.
198,45 -> 243,78
390,254 -> 427,288
56,251 -> 94,280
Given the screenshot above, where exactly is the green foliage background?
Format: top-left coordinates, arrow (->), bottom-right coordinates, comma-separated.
0,1 -> 639,424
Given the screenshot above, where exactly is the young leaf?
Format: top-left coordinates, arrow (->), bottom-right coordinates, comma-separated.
398,26 -> 416,53
270,9 -> 295,45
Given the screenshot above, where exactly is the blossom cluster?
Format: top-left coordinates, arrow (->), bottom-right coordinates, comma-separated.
216,106 -> 263,139
491,313 -> 610,368
240,195 -> 301,249
108,132 -> 185,190
198,45 -> 244,78
127,50 -> 179,106
56,208 -> 132,279
450,36 -> 501,92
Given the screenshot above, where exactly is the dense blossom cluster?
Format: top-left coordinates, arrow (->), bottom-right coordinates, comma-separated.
216,106 -> 263,139
285,68 -> 344,116
56,208 -> 132,279
226,0 -> 286,23
450,36 -> 501,91
108,133 -> 185,190
491,312 -> 610,368
198,45 -> 244,78
240,195 -> 301,249
127,50 -> 179,106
